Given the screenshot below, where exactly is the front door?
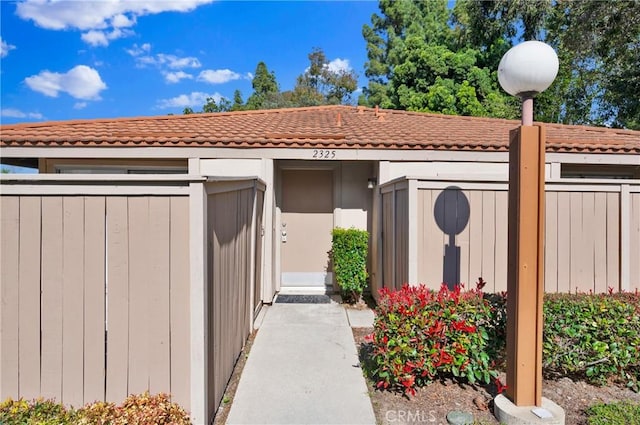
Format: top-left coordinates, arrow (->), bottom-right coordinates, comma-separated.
280,169 -> 334,289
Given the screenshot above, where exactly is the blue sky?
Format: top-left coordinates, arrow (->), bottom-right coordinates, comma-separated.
0,0 -> 380,125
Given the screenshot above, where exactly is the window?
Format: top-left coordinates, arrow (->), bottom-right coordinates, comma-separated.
561,164 -> 640,180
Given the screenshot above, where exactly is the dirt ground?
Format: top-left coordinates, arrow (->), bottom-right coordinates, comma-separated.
352,327 -> 640,425
211,320 -> 639,425
212,331 -> 256,425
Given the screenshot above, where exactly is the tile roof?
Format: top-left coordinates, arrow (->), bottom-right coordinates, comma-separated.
1,105 -> 638,154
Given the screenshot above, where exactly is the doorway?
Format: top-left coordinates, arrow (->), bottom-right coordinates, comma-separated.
279,168 -> 334,290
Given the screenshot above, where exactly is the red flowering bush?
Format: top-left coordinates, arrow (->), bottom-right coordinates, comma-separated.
369,280 -> 505,396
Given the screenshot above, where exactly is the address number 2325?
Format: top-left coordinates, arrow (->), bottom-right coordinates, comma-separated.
312,149 -> 336,159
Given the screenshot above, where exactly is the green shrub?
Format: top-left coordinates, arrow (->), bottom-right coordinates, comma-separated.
586,401 -> 640,425
369,281 -> 503,395
331,227 -> 369,303
543,291 -> 640,391
368,282 -> 640,396
1,392 -> 191,425
0,398 -> 77,424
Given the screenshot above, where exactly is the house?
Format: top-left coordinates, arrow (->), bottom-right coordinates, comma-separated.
1,105 -> 639,423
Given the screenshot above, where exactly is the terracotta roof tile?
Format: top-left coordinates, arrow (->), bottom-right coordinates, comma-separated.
1,105 -> 638,154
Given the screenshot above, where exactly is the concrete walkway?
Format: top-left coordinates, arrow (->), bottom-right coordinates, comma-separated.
226,302 -> 376,425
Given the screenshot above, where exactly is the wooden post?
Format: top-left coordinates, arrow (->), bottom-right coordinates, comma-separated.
506,125 -> 546,407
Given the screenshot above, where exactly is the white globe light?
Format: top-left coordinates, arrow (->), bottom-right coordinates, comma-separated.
498,41 -> 559,97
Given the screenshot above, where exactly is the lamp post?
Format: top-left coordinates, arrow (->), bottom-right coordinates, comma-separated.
494,41 -> 565,424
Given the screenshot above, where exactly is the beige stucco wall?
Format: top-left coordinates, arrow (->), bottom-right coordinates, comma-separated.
335,161 -> 374,230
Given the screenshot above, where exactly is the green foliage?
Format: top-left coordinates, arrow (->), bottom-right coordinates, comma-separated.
292,47 -> 358,106
203,97 -> 231,113
586,401 -> 640,425
0,398 -> 76,424
368,283 -> 640,396
361,0 -> 518,118
246,61 -> 282,110
363,0 -> 639,128
546,0 -> 640,129
0,393 -> 191,425
543,292 -> 640,391
231,89 -> 245,111
369,282 -> 503,396
331,227 -> 369,303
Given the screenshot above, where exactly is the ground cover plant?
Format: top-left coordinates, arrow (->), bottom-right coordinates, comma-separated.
543,290 -> 640,392
0,392 -> 191,425
585,400 -> 640,425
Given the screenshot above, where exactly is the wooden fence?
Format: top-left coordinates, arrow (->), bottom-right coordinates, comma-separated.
0,194 -> 190,408
206,181 -> 264,419
379,178 -> 640,294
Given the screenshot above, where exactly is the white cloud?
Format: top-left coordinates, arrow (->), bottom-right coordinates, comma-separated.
159,54 -> 201,69
81,27 -> 134,47
326,58 -> 352,73
81,30 -> 108,47
197,69 -> 243,84
16,0 -> 214,46
74,102 -> 88,110
112,14 -> 135,28
165,71 -> 193,84
25,65 -> 107,100
129,47 -> 201,70
1,108 -> 44,119
1,37 -> 16,58
157,91 -> 223,109
126,43 -> 151,57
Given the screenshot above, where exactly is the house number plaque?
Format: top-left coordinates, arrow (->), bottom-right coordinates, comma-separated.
311,149 -> 336,159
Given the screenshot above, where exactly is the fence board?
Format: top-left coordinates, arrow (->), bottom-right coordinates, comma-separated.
62,197 -> 85,407
481,192 -> 496,289
18,197 -> 41,399
494,191 -> 508,293
148,197 -> 171,394
458,190 -> 471,287
593,193 -> 607,293
41,197 -> 64,400
0,197 -> 20,399
424,190 -> 442,287
571,193 -> 584,292
578,193 -> 595,292
556,193 -> 571,292
128,197 -> 150,395
395,190 -> 408,287
170,197 -> 190,409
84,197 -> 106,403
631,193 -> 640,290
382,193 -> 394,289
545,192 -> 558,292
416,191 -> 428,284
606,193 -> 620,290
106,197 -> 130,402
468,191 -> 483,290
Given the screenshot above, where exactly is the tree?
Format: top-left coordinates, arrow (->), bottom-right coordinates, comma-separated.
363,0 -> 639,128
361,0 -> 517,118
549,0 -> 640,129
292,47 -> 358,106
245,61 -> 282,110
231,89 -> 245,111
203,96 -> 231,113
